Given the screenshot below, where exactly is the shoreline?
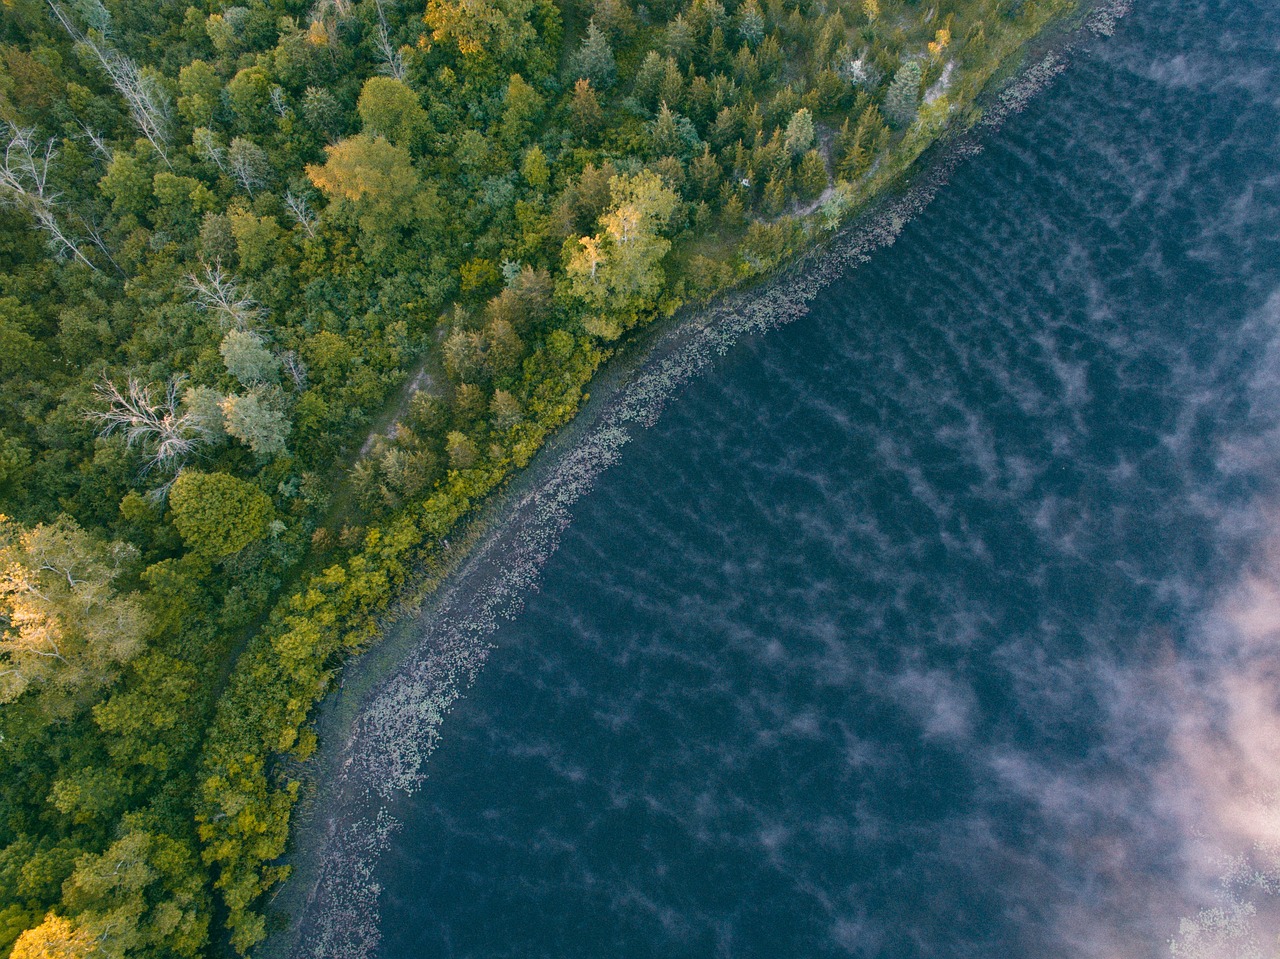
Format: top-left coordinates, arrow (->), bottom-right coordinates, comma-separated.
264,3 -> 1130,954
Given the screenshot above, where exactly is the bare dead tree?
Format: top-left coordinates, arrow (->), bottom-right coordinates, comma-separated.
85,376 -> 206,473
373,25 -> 406,80
192,127 -> 227,171
227,137 -> 268,196
72,212 -> 123,274
76,123 -> 113,162
269,85 -> 290,119
46,0 -> 172,165
372,0 -> 406,80
186,262 -> 263,329
283,190 -> 319,238
305,0 -> 354,61
0,123 -> 98,270
310,0 -> 353,22
281,349 -> 309,388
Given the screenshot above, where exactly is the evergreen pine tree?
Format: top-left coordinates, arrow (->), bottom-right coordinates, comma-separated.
570,20 -> 617,89
736,0 -> 765,46
884,61 -> 923,128
784,108 -> 816,156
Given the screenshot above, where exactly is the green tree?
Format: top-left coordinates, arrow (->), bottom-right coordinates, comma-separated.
633,51 -> 665,108
688,144 -> 722,199
483,318 -> 524,377
797,148 -> 827,198
93,652 -> 200,775
569,79 -> 603,138
490,390 -> 522,430
499,74 -> 545,149
307,134 -> 438,236
302,87 -> 343,142
61,827 -> 209,957
226,66 -> 273,132
446,430 -> 479,469
356,77 -> 429,150
650,103 -> 700,158
570,20 -> 616,89
663,14 -> 694,64
48,767 -> 127,826
182,386 -> 227,440
220,330 -> 281,386
736,0 -> 765,45
219,390 -> 290,458
836,103 -> 887,178
784,107 -> 816,156
152,173 -> 215,233
424,0 -> 554,70
227,209 -> 281,273
884,61 -> 922,128
177,60 -> 221,126
591,0 -> 636,39
521,145 -> 550,188
99,151 -> 153,218
565,170 -> 679,339
168,471 -> 273,558
0,297 -> 47,382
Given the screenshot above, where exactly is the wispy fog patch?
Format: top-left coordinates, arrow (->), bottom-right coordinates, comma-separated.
1004,537 -> 1280,958
890,668 -> 978,743
1156,563 -> 1280,954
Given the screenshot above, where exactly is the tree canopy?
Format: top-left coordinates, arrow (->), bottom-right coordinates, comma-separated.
168,473 -> 273,559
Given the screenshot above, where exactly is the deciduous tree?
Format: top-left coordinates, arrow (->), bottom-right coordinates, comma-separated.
168,472 -> 274,559
356,77 -> 429,150
307,134 -> 439,238
220,330 -> 281,386
0,516 -> 145,705
219,389 -> 290,458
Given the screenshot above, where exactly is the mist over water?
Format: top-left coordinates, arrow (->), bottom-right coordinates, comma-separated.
370,1 -> 1280,956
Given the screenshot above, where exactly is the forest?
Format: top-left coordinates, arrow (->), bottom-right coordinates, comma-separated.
0,0 -> 1070,951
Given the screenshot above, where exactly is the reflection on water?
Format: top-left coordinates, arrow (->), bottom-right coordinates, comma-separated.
363,1 -> 1280,957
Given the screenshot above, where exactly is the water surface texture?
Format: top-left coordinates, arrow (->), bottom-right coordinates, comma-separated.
374,2 -> 1280,956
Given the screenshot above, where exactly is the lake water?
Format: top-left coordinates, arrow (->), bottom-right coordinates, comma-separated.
364,2 -> 1280,956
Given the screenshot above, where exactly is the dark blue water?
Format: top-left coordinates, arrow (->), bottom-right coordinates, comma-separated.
374,2 -> 1280,956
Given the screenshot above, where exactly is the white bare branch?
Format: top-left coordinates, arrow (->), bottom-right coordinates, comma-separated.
77,123 -> 113,162
1,124 -> 55,200
371,0 -> 407,79
227,137 -> 268,195
74,214 -> 123,273
0,122 -> 98,270
281,349 -> 309,388
283,190 -> 319,238
85,375 -> 206,473
186,262 -> 264,329
47,0 -> 172,164
192,127 -> 226,171
269,85 -> 290,119
310,0 -> 353,24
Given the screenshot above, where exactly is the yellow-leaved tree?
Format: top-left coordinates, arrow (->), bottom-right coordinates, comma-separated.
9,913 -> 97,959
0,516 -> 147,708
306,134 -> 443,258
564,170 -> 679,340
